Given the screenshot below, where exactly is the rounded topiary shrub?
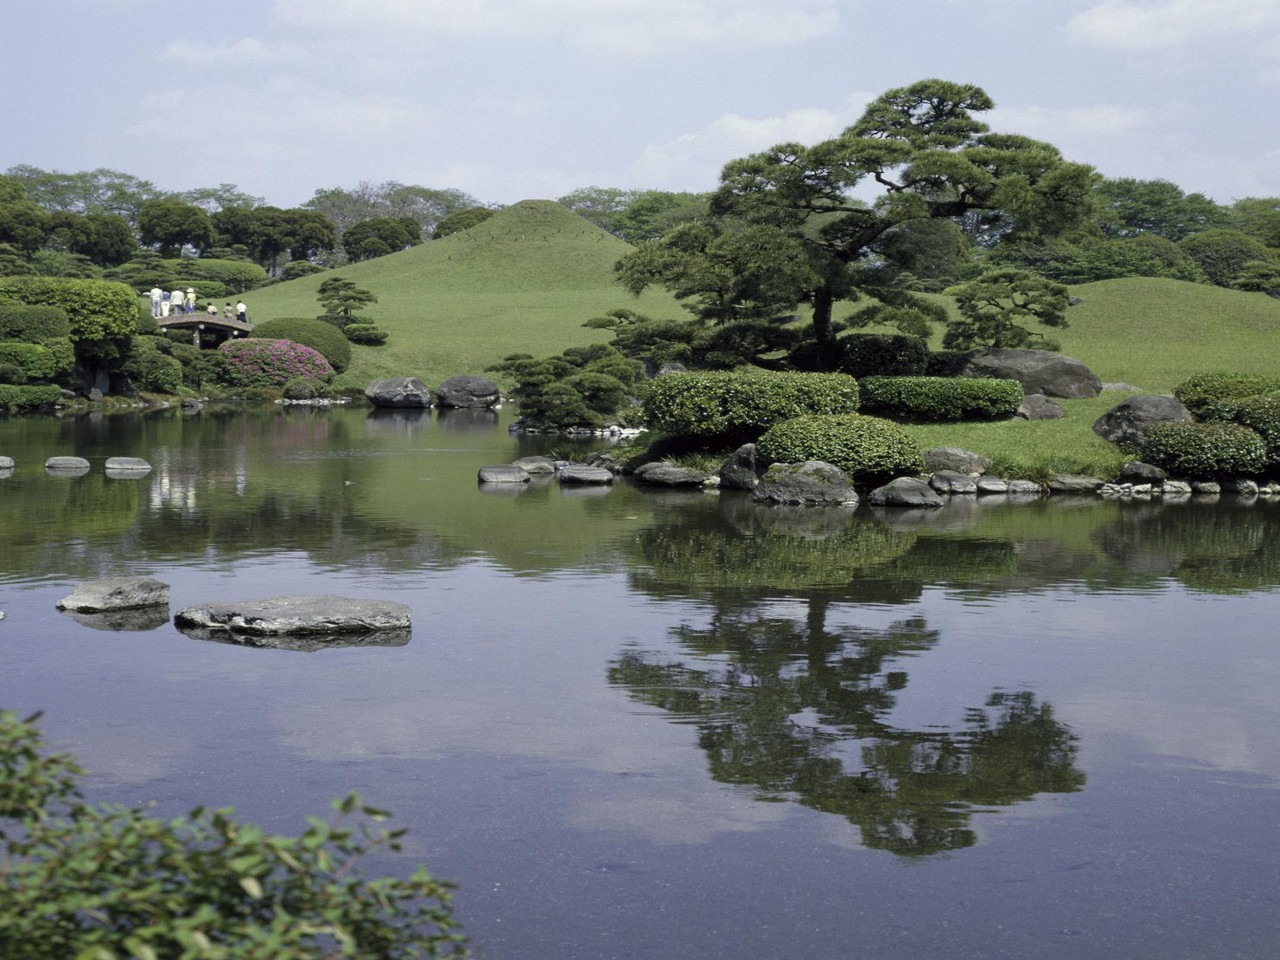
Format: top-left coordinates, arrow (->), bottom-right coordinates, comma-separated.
1173,372 -> 1280,421
757,413 -> 924,485
283,376 -> 336,400
0,384 -> 61,408
249,318 -> 351,373
838,334 -> 929,379
0,342 -> 64,383
1231,396 -> 1280,464
218,339 -> 334,388
643,371 -> 860,440
859,376 -> 1023,422
1140,421 -> 1267,478
0,304 -> 72,342
344,323 -> 388,345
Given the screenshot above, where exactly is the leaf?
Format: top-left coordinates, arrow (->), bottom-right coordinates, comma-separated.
239,876 -> 264,899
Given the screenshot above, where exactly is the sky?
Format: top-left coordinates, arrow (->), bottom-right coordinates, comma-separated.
4,0 -> 1279,209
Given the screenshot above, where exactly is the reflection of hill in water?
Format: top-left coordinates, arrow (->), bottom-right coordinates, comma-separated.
610,608 -> 1085,856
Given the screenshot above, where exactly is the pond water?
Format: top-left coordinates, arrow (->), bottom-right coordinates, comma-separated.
1,404 -> 1278,959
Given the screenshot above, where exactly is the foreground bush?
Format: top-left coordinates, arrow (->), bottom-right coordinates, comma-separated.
0,341 -> 73,383
859,376 -> 1023,422
1140,421 -> 1267,478
0,710 -> 467,958
0,277 -> 137,346
643,371 -> 860,440
344,324 -> 388,346
0,304 -> 72,342
219,339 -> 334,388
1231,396 -> 1280,464
283,375 -> 336,400
0,384 -> 61,408
250,318 -> 352,373
757,413 -> 924,485
120,337 -> 184,394
1173,372 -> 1280,421
489,344 -> 644,428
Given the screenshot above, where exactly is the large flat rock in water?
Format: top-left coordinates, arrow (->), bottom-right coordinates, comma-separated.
174,595 -> 411,636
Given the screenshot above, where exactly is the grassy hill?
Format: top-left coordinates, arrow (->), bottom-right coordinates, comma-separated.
240,200 -> 683,388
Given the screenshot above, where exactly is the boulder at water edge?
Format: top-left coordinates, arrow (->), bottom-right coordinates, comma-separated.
633,462 -> 711,487
478,464 -> 531,483
719,443 -> 760,491
437,375 -> 500,408
558,464 -> 614,484
57,576 -> 170,613
923,447 -> 989,476
753,461 -> 858,505
364,377 -> 434,408
867,477 -> 944,508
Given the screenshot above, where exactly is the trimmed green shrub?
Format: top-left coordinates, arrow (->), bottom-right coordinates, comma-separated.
283,375 -> 336,400
0,364 -> 24,384
250,317 -> 351,373
0,383 -> 61,408
1140,421 -> 1267,478
182,279 -> 228,301
1173,372 -> 1280,421
0,304 -> 71,342
643,371 -> 861,440
218,339 -> 334,388
344,323 -> 389,345
0,342 -> 63,382
0,277 -> 137,346
839,334 -> 929,378
317,312 -> 354,330
757,413 -> 924,485
859,376 -> 1023,422
166,257 -> 268,293
121,337 -> 183,394
1232,396 -> 1280,464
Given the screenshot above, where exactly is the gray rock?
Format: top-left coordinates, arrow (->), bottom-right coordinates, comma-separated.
719,443 -> 760,491
364,377 -> 434,408
1161,480 -> 1192,497
929,470 -> 978,494
477,464 -> 531,483
1048,474 -> 1105,493
867,476 -> 944,508
1016,394 -> 1065,420
923,447 -> 989,475
46,456 -> 90,475
633,462 -> 711,487
1116,460 -> 1167,482
0,456 -> 13,469
939,347 -> 1102,398
105,456 -> 151,472
57,576 -> 170,613
753,461 -> 858,505
1221,478 -> 1260,495
512,456 -> 556,475
174,595 -> 411,637
1193,481 -> 1221,494
436,375 -> 500,408
558,464 -> 614,485
1006,480 -> 1045,496
1092,395 -> 1193,447
976,476 -> 1010,494
1102,382 -> 1143,392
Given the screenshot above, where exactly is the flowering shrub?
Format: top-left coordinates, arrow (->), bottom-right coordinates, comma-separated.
218,338 -> 334,387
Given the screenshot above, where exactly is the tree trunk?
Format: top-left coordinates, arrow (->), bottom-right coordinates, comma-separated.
811,285 -> 839,371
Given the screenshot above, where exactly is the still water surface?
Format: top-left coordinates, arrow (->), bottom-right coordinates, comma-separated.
1,404 -> 1277,959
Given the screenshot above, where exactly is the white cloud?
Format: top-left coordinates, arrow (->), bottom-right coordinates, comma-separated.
1067,0 -> 1280,50
633,96 -> 870,190
992,102 -> 1152,143
272,0 -> 840,58
160,37 -> 277,63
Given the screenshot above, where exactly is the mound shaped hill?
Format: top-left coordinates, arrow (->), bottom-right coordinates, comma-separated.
242,200 -> 682,388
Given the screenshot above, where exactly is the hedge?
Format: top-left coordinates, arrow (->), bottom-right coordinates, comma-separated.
0,341 -> 72,382
1173,372 -> 1280,421
0,383 -> 61,408
643,370 -> 860,440
1140,421 -> 1267,478
838,334 -> 929,378
121,338 -> 184,394
0,277 -> 137,345
756,413 -> 924,485
1231,396 -> 1280,464
218,339 -> 334,388
0,304 -> 71,342
859,376 -> 1024,422
165,258 -> 268,294
249,318 -> 351,373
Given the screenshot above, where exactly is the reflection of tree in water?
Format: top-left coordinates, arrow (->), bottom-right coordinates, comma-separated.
610,604 -> 1084,857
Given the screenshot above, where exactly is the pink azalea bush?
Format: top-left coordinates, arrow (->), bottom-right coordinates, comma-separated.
218,338 -> 335,387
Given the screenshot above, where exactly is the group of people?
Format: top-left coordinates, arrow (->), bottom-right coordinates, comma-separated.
149,285 -> 248,324
149,286 -> 197,318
